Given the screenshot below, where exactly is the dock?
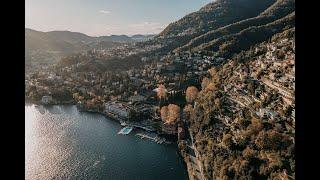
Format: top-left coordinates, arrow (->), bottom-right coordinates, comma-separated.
136,133 -> 171,144
119,121 -> 155,132
118,126 -> 134,135
131,125 -> 155,132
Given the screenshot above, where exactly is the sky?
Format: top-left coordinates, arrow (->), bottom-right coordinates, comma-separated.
25,0 -> 213,36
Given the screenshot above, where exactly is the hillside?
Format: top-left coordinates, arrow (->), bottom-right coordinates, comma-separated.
25,28 -> 90,52
196,11 -> 295,58
25,28 -> 153,71
176,0 -> 295,53
144,0 -> 295,60
152,0 -> 276,54
180,28 -> 295,179
158,0 -> 276,38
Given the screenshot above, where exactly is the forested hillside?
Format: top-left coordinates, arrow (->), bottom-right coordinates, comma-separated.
181,28 -> 295,179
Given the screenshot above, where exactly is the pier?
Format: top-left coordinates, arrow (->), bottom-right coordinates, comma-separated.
136,133 -> 171,144
131,124 -> 155,132
120,121 -> 156,132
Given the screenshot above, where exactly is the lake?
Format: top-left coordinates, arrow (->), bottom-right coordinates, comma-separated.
25,104 -> 188,180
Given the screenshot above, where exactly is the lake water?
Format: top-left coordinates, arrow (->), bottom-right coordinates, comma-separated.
25,104 -> 188,180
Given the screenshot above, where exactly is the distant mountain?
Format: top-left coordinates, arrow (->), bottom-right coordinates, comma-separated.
131,34 -> 155,41
25,28 -> 153,70
26,28 -> 155,51
25,28 -> 90,53
34,29 -> 94,43
97,35 -> 133,42
25,29 -> 92,71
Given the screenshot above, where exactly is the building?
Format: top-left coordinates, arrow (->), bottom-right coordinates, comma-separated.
105,101 -> 132,120
128,95 -> 146,103
41,96 -> 53,105
256,108 -> 278,120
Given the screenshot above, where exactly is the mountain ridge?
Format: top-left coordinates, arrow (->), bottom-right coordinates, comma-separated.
25,28 -> 155,42
175,0 -> 295,53
25,28 -> 155,70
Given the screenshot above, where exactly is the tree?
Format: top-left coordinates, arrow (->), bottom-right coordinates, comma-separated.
160,106 -> 169,122
247,82 -> 255,94
201,77 -> 210,90
183,104 -> 193,121
167,104 -> 181,123
73,92 -> 79,100
214,98 -> 221,111
205,82 -> 217,92
157,84 -> 167,107
157,84 -> 167,108
222,133 -> 233,148
186,86 -> 199,104
161,104 -> 181,124
242,147 -> 256,160
208,67 -> 217,77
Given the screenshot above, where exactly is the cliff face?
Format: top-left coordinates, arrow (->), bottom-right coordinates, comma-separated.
181,28 -> 295,179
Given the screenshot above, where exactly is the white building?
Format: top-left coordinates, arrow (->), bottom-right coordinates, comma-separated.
41,96 -> 53,105
105,101 -> 131,119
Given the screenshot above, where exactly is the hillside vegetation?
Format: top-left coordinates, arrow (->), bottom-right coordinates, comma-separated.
176,0 -> 295,53
182,28 -> 295,179
151,0 -> 294,59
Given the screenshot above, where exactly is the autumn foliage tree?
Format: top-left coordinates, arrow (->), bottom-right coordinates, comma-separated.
73,92 -> 79,100
160,104 -> 181,124
186,86 -> 199,104
157,84 -> 167,107
183,104 -> 193,121
160,106 -> 169,122
201,77 -> 210,90
157,84 -> 167,100
208,67 -> 217,77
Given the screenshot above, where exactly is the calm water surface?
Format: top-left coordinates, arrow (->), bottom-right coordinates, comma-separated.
25,104 -> 188,180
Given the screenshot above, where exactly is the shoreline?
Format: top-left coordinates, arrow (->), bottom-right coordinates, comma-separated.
25,98 -> 75,106
26,101 -> 175,140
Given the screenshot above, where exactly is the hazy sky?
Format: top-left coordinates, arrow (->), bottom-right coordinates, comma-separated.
26,0 -> 213,36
